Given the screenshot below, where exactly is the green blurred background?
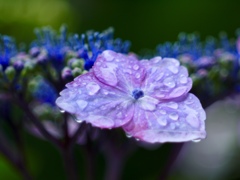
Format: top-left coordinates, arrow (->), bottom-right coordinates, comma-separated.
1,0 -> 240,51
1,0 -> 240,179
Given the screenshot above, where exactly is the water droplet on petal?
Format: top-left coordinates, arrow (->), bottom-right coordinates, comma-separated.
60,109 -> 65,113
163,77 -> 176,88
76,119 -> 83,123
76,100 -> 88,110
167,102 -> 178,109
86,82 -> 100,95
102,90 -> 109,95
186,114 -> 199,128
135,138 -> 140,141
180,76 -> 188,84
133,64 -> 139,70
192,139 -> 201,143
157,117 -> 167,126
169,113 -> 179,121
126,133 -> 132,138
135,73 -> 141,79
116,112 -> 124,118
168,65 -> 179,74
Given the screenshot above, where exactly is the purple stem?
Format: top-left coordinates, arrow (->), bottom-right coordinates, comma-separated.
12,92 -> 60,147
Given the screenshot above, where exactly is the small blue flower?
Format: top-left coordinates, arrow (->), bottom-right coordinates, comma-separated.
31,26 -> 69,70
69,28 -> 131,70
0,35 -> 17,70
33,79 -> 58,106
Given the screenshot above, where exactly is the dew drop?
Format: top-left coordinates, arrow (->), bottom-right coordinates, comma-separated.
76,119 -> 83,123
168,65 -> 178,74
86,82 -> 100,95
169,113 -> 179,121
60,109 -> 65,113
133,64 -> 139,70
135,73 -> 141,79
157,117 -> 167,126
180,75 -> 188,84
192,139 -> 201,143
185,97 -> 194,105
102,90 -> 109,95
135,138 -> 140,141
116,112 -> 124,118
126,133 -> 132,138
167,102 -> 178,109
76,100 -> 88,110
163,77 -> 176,88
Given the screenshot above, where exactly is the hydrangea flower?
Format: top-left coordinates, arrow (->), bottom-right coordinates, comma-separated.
56,50 -> 206,143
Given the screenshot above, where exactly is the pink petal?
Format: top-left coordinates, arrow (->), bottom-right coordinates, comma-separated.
141,57 -> 192,100
123,93 -> 206,143
93,50 -> 146,92
56,72 -> 134,128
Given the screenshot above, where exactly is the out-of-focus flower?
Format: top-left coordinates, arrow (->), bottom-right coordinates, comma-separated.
56,50 -> 206,143
0,35 -> 17,70
70,27 -> 131,71
32,78 -> 57,106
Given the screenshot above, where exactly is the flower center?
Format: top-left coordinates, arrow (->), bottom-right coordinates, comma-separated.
132,89 -> 144,100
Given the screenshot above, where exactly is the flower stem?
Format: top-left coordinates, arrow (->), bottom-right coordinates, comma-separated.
61,147 -> 79,180
0,130 -> 32,180
12,92 -> 60,147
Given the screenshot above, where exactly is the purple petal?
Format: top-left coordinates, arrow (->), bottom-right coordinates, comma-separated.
123,93 -> 206,143
141,57 -> 192,100
56,72 -> 134,128
93,50 -> 146,92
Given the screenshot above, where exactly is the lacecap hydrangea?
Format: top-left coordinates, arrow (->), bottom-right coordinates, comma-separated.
56,50 -> 206,143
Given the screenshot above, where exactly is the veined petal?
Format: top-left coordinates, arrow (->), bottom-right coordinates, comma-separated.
93,50 -> 146,92
56,72 -> 134,128
141,57 -> 192,100
123,93 -> 206,143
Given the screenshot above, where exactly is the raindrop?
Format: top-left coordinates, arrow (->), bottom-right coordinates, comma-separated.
180,75 -> 188,84
116,112 -> 124,118
76,100 -> 88,110
133,64 -> 139,70
135,138 -> 140,141
157,117 -> 167,126
168,66 -> 178,74
76,119 -> 83,123
60,109 -> 65,113
167,102 -> 178,109
102,90 -> 109,95
126,134 -> 132,138
86,82 -> 100,95
135,73 -> 141,79
192,139 -> 201,143
169,113 -> 179,121
163,77 -> 176,88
